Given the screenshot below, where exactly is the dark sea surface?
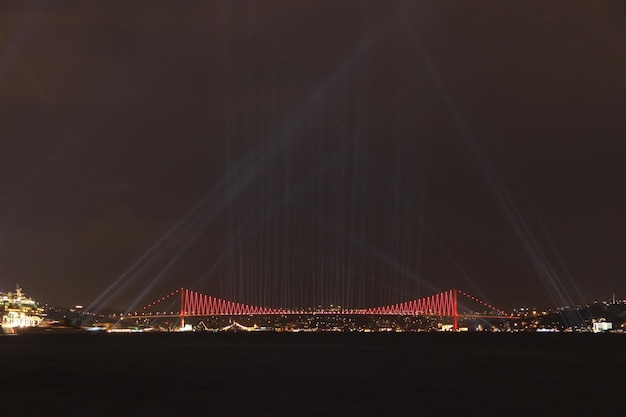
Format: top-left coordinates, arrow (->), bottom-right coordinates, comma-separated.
1,332 -> 624,416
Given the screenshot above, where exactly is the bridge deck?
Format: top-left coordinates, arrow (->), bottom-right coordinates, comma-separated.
126,313 -> 515,319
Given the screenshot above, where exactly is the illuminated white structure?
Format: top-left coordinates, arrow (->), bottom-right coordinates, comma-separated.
1,286 -> 43,334
592,320 -> 612,333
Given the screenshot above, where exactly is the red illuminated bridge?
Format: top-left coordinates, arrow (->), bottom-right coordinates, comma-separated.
127,288 -> 512,330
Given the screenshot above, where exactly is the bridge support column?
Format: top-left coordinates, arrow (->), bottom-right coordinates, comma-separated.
453,289 -> 458,331
179,288 -> 185,329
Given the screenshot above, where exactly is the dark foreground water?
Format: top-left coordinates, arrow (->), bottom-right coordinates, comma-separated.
1,332 -> 624,416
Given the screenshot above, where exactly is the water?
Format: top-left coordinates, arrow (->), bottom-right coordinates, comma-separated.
2,332 -> 623,416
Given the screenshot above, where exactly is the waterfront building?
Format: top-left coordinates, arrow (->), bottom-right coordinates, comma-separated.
0,286 -> 43,333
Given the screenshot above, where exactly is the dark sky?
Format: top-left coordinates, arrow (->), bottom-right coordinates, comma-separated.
1,1 -> 625,311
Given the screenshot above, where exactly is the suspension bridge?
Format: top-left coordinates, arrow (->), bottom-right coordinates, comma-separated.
126,288 -> 511,330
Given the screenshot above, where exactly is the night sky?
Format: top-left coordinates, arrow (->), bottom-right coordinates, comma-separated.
1,1 -> 625,311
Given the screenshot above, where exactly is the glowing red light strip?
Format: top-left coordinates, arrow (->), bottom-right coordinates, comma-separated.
457,289 -> 508,315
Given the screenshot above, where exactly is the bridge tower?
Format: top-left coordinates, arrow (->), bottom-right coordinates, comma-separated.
179,287 -> 185,329
453,289 -> 458,331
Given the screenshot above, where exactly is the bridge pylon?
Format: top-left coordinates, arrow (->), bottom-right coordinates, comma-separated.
179,287 -> 185,329
453,288 -> 458,331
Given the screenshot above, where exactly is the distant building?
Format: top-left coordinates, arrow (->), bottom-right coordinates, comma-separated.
592,319 -> 612,333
